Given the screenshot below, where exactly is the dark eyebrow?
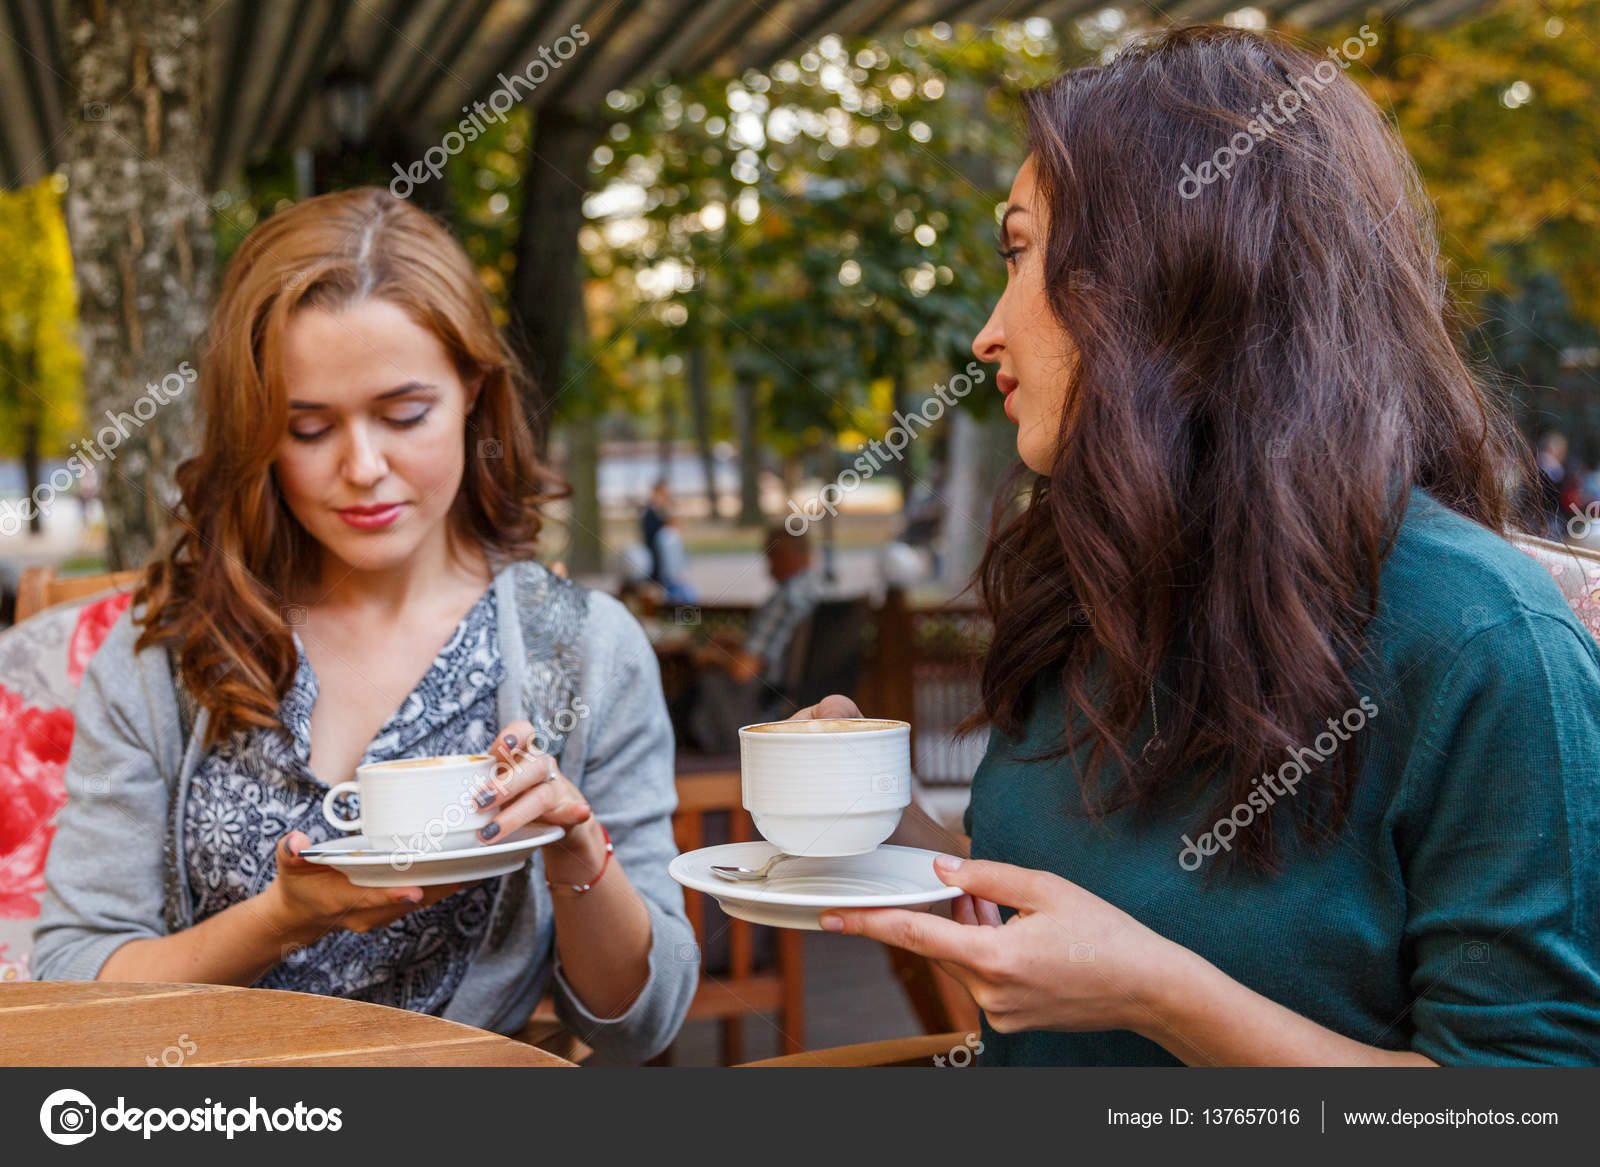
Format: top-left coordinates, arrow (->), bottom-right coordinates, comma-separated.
998,204 -> 1028,243
289,381 -> 437,409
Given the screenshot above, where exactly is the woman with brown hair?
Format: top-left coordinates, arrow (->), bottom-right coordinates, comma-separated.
32,189 -> 696,1063
808,25 -> 1600,1064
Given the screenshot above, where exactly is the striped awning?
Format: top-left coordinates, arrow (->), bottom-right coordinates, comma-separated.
0,0 -> 1497,191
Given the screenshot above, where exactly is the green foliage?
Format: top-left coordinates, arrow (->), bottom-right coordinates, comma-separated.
577,23 -> 1066,451
0,179 -> 82,457
1321,0 -> 1600,435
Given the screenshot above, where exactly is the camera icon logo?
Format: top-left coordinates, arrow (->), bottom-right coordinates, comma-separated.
1462,941 -> 1490,964
39,1088 -> 97,1145
82,102 -> 108,122
281,603 -> 307,626
477,438 -> 504,458
675,942 -> 702,963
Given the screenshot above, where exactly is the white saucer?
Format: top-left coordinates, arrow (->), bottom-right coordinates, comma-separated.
668,842 -> 962,930
297,824 -> 565,887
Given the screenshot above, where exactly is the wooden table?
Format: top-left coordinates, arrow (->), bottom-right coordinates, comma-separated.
0,982 -> 573,1067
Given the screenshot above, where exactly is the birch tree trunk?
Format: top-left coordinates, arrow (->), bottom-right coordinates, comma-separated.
64,0 -> 213,570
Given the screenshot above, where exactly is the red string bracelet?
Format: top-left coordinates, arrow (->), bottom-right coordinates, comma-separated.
545,822 -> 614,896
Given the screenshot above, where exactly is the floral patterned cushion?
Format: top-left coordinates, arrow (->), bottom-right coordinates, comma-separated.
0,591 -> 132,981
1511,534 -> 1600,648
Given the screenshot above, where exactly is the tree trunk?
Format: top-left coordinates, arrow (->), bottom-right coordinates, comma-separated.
686,345 -> 720,519
941,413 -> 1016,591
559,286 -> 603,576
20,416 -> 41,537
509,107 -> 599,571
940,408 -> 982,591
64,0 -> 213,570
562,414 -> 604,576
889,365 -> 913,504
508,106 -> 595,441
656,363 -> 675,485
733,378 -> 764,526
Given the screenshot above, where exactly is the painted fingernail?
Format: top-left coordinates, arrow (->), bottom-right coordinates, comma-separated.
473,786 -> 495,808
502,733 -> 518,749
934,854 -> 963,871
820,913 -> 844,932
480,822 -> 501,840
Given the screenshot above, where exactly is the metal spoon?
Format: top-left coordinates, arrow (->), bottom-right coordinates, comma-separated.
711,852 -> 797,882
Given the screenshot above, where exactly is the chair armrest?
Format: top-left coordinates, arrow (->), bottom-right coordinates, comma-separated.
738,1031 -> 973,1067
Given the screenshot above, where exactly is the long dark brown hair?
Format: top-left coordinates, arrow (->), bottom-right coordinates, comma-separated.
965,25 -> 1532,872
134,188 -> 568,746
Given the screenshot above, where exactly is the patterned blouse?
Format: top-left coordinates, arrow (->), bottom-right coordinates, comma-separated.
182,586 -> 505,1013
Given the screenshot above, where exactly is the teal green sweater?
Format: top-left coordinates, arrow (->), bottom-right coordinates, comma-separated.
965,490 -> 1600,1065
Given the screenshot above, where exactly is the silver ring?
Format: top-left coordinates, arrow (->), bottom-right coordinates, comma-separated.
541,756 -> 557,784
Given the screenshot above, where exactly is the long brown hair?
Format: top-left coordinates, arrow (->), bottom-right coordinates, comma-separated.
966,25 -> 1532,872
134,188 -> 568,746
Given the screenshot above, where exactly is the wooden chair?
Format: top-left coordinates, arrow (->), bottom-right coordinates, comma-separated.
15,565 -> 143,623
654,764 -> 806,1064
739,1030 -> 972,1067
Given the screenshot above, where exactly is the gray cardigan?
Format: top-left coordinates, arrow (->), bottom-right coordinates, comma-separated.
31,560 -> 697,1065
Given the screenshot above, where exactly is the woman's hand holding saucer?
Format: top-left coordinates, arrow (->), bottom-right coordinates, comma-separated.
787,692 -> 1178,1035
476,720 -> 609,886
819,856 -> 1185,1036
266,831 -> 465,940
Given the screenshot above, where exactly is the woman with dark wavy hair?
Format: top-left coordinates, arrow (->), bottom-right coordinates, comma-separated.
33,189 -> 696,1062
807,25 -> 1600,1064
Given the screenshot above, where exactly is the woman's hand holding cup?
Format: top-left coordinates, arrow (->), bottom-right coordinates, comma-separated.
789,694 -> 864,721
474,720 -> 608,886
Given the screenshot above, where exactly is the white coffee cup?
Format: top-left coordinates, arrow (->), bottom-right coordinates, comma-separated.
738,718 -> 912,857
321,753 -> 498,853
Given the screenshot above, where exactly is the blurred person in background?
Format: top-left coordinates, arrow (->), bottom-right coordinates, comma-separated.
686,524 -> 820,752
1537,430 -> 1568,538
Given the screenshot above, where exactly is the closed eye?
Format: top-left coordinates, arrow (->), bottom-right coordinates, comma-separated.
288,408 -> 431,442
